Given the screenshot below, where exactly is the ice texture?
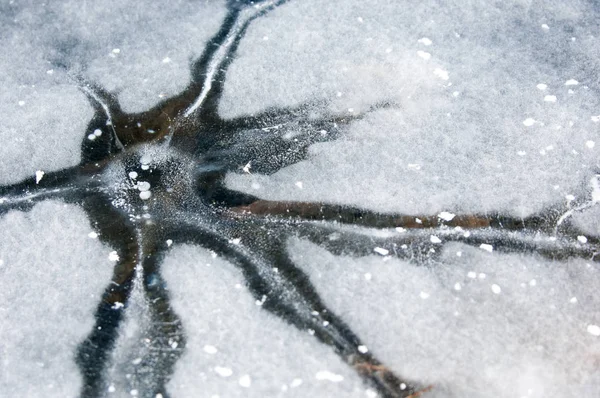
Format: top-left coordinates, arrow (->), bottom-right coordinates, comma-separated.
0,202 -> 114,397
224,0 -> 600,216
288,238 -> 600,397
0,0 -> 224,184
1,1 -> 599,397
162,246 -> 371,398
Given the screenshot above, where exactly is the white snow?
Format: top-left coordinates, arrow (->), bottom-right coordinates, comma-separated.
0,203 -> 114,396
289,239 -> 600,397
3,1 -> 600,397
163,246 -> 370,397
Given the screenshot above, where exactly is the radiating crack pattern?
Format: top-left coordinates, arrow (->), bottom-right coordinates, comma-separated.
0,1 -> 599,397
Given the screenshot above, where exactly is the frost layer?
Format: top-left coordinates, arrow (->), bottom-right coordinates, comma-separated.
163,246 -> 371,398
225,0 -> 600,216
289,238 -> 600,398
0,202 -> 114,397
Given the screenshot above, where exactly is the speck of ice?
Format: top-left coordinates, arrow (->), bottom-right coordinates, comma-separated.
364,272 -> 372,281
358,345 -> 369,353
129,171 -> 138,179
577,235 -> 588,243
242,162 -> 252,173
541,23 -> 550,30
491,284 -> 502,294
315,370 -> 344,382
18,100 -> 25,106
570,297 -> 578,304
430,235 -> 442,244
536,83 -> 548,90
543,95 -> 557,102
35,170 -> 45,184
417,50 -> 431,60
290,378 -> 303,388
565,79 -> 579,86
373,247 -> 389,256
479,243 -> 494,252
592,115 -> 600,123
295,181 -> 303,189
587,325 -> 600,336
420,291 -> 430,299
433,68 -> 449,80
108,251 -> 119,262
467,271 -> 477,279
523,118 -> 536,127
93,129 -> 102,137
238,375 -> 252,388
418,37 -> 432,46
438,211 -> 456,221
529,279 -> 537,287
162,57 -> 171,63
137,181 -> 151,192
585,140 -> 595,149
139,191 -> 152,200
214,366 -> 233,377
454,282 -> 462,291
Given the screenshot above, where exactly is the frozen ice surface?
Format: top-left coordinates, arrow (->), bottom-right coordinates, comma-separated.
288,238 -> 600,398
0,0 -> 224,184
162,246 -> 370,398
224,0 -> 600,216
0,202 -> 114,397
1,0 -> 599,397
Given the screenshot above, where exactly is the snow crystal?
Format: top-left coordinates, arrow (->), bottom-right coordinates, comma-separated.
430,235 -> 442,244
315,371 -> 344,382
373,247 -> 389,256
438,212 -> 456,221
479,244 -> 494,253
238,375 -> 252,388
587,325 -> 600,337
215,367 -> 233,378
